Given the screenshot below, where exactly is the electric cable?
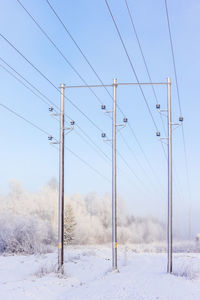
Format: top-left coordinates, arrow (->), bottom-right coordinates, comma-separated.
0,102 -> 110,182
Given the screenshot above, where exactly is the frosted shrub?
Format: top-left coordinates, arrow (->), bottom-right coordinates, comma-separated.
173,256 -> 200,279
0,214 -> 56,254
34,263 -> 58,277
0,179 -> 166,251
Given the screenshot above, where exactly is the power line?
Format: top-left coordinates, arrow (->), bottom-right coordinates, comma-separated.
64,144 -> 110,183
118,131 -> 165,196
0,60 -> 163,200
0,99 -> 154,191
104,0 -> 159,131
106,138 -> 155,201
17,0 -> 124,133
119,131 -> 147,174
108,143 -> 156,197
117,149 -> 150,192
124,0 -> 184,203
17,0 -> 142,146
16,0 -> 139,169
45,0 -> 113,100
0,32 -> 161,193
164,0 -> 181,116
0,33 -> 103,133
0,102 -> 110,182
16,0 -> 104,106
75,126 -> 111,162
124,0 -> 167,136
0,62 -> 53,109
46,0 -> 130,121
0,58 -> 111,163
127,118 -> 166,186
104,0 -> 168,179
0,56 -> 59,110
104,0 -> 168,177
1,6 -> 167,207
0,103 -> 50,136
44,0 -> 166,188
74,128 -> 111,163
164,0 -> 191,202
15,0 -> 166,196
0,29 -> 164,200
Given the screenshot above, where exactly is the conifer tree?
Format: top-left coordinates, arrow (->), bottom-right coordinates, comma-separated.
64,204 -> 76,245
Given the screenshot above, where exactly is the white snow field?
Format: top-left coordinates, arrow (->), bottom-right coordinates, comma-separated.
0,245 -> 200,300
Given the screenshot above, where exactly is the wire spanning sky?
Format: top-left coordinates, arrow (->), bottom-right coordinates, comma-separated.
0,0 -> 199,237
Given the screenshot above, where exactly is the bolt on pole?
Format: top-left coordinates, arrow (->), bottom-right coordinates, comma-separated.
58,83 -> 65,273
167,77 -> 172,273
112,78 -> 117,270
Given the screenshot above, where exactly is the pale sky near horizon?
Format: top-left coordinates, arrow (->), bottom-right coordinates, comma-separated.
0,0 -> 200,238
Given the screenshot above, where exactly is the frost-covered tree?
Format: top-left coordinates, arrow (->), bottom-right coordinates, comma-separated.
0,181 -> 167,250
64,204 -> 76,245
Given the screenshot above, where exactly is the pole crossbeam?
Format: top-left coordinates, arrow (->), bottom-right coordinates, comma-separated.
65,82 -> 168,89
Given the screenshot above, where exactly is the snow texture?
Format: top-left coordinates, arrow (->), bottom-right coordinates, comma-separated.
0,246 -> 200,300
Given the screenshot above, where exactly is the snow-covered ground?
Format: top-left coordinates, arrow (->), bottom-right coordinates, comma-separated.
1,245 -> 200,300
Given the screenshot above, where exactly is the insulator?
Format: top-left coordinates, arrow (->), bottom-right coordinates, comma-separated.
70,120 -> 75,125
123,117 -> 128,123
101,104 -> 106,110
156,104 -> 160,109
179,116 -> 183,122
156,131 -> 161,137
101,133 -> 106,138
49,106 -> 54,112
48,135 -> 53,140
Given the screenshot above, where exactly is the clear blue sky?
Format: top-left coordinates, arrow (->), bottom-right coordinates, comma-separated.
0,0 -> 199,237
